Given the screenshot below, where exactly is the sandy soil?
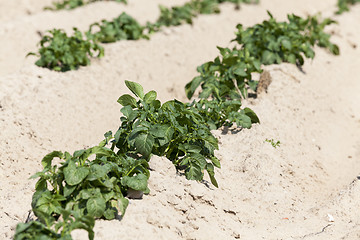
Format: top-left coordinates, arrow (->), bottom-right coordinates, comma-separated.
1,0 -> 360,239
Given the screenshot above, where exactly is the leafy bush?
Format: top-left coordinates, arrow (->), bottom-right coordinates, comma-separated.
186,12 -> 340,101
14,211 -> 95,240
185,47 -> 262,101
233,12 -> 339,66
45,0 -> 127,11
14,80 -> 259,239
15,137 -> 149,239
336,0 -> 360,14
114,81 -> 220,186
113,81 -> 259,186
87,13 -> 148,43
148,0 -> 259,32
29,28 -> 104,72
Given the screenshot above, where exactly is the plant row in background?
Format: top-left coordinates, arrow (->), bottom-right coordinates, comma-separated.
30,0 -> 259,72
336,0 -> 360,14
45,0 -> 127,11
15,9 -> 340,240
45,0 -> 360,17
185,12 -> 339,101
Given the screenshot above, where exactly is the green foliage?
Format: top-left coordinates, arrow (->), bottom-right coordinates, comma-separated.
45,0 -> 127,11
28,28 -> 104,72
233,12 -> 339,66
265,138 -> 281,148
185,47 -> 262,101
87,13 -> 148,43
13,79 -> 259,239
114,81 -> 220,187
148,0 -> 259,31
14,221 -> 61,240
113,81 -> 259,187
336,0 -> 360,14
15,138 -> 149,239
31,143 -> 149,222
35,0 -> 260,72
188,99 -> 260,130
14,210 -> 95,240
186,12 -> 339,101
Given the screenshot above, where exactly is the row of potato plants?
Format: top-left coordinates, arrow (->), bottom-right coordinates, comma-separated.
14,85 -> 259,239
15,10 -> 340,240
336,0 -> 360,14
185,11 -> 339,101
45,0 -> 360,16
29,0 -> 259,72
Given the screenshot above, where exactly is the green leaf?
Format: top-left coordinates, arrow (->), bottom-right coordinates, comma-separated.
63,160 -> 90,186
121,174 -> 148,192
134,133 -> 154,158
64,185 -> 76,197
206,163 -> 218,188
87,164 -> 109,181
112,198 -> 129,216
185,161 -> 203,181
86,197 -> 106,218
244,107 -> 260,124
262,50 -> 277,65
233,65 -> 247,77
125,80 -> 144,99
144,90 -> 157,104
117,94 -> 137,108
185,76 -> 202,99
41,151 -> 63,170
210,156 -> 221,168
281,39 -> 292,50
235,114 -> 252,128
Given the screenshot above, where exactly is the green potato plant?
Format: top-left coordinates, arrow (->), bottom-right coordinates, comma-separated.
186,12 -> 339,101
147,0 -> 259,32
185,47 -> 262,101
28,28 -> 104,72
114,81 -> 221,187
86,13 -> 148,43
14,138 -> 149,239
336,0 -> 360,14
233,12 -> 339,66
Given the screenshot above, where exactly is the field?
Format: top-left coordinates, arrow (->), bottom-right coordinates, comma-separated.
1,0 -> 360,239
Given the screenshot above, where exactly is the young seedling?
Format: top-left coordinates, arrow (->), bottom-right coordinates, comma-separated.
265,139 -> 281,148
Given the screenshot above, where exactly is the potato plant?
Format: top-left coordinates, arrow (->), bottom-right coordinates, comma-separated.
336,0 -> 360,14
233,12 -> 339,66
14,136 -> 150,239
148,0 -> 259,32
186,12 -> 339,101
28,28 -> 104,72
86,13 -> 148,43
34,0 -> 261,72
13,80 -> 259,239
185,47 -> 262,101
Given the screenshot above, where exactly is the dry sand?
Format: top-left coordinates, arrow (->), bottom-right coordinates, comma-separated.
1,0 -> 360,239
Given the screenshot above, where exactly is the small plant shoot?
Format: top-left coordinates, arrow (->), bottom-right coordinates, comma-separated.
265,139 -> 281,148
